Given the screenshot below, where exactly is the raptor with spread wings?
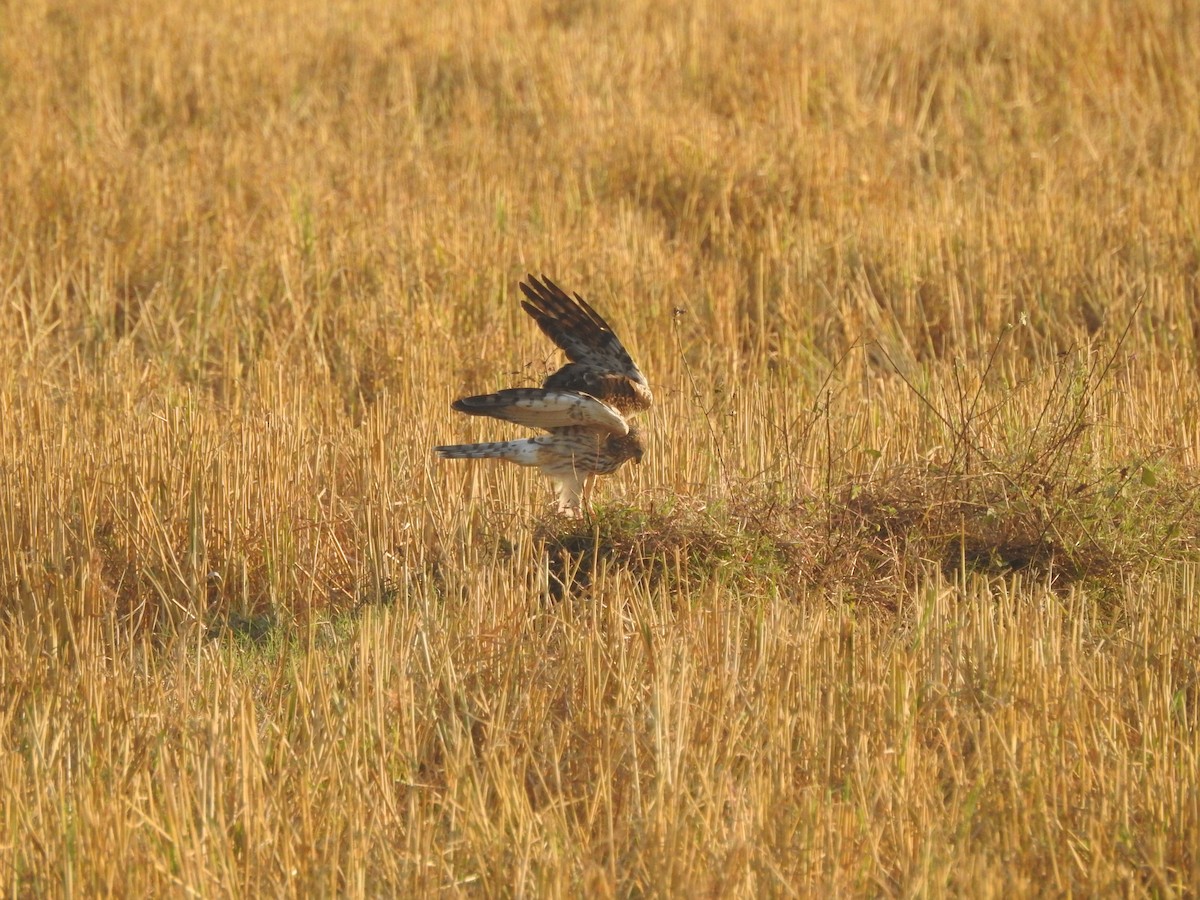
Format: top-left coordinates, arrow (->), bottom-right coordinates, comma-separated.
435,275 -> 652,516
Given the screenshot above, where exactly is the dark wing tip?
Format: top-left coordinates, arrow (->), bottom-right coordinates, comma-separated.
452,394 -> 499,415
518,274 -> 547,302
517,275 -> 647,384
521,273 -> 558,293
451,396 -> 500,416
519,274 -> 613,334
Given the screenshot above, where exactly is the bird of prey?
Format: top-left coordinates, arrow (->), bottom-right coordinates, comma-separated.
435,275 -> 652,516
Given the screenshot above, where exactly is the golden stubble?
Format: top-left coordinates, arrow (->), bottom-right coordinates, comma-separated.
1,0 -> 1198,894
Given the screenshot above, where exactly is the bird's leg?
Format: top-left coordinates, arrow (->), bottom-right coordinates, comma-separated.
582,475 -> 597,518
556,493 -> 583,519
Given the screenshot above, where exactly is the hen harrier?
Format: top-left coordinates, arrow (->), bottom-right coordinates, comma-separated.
435,275 -> 652,516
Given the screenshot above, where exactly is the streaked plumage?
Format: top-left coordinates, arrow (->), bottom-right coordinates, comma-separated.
519,275 -> 653,415
435,275 -> 652,516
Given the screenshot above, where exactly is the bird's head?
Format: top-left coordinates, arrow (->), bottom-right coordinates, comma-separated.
609,426 -> 645,465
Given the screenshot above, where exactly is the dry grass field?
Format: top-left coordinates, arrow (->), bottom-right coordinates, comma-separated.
2,0 -> 1200,894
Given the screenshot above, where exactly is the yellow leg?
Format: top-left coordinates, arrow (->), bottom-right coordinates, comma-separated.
582,475 -> 596,517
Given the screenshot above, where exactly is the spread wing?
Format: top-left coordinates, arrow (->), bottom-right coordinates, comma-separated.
450,388 -> 629,436
519,275 -> 649,387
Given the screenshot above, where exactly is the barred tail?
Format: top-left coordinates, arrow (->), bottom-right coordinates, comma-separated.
434,438 -> 543,466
